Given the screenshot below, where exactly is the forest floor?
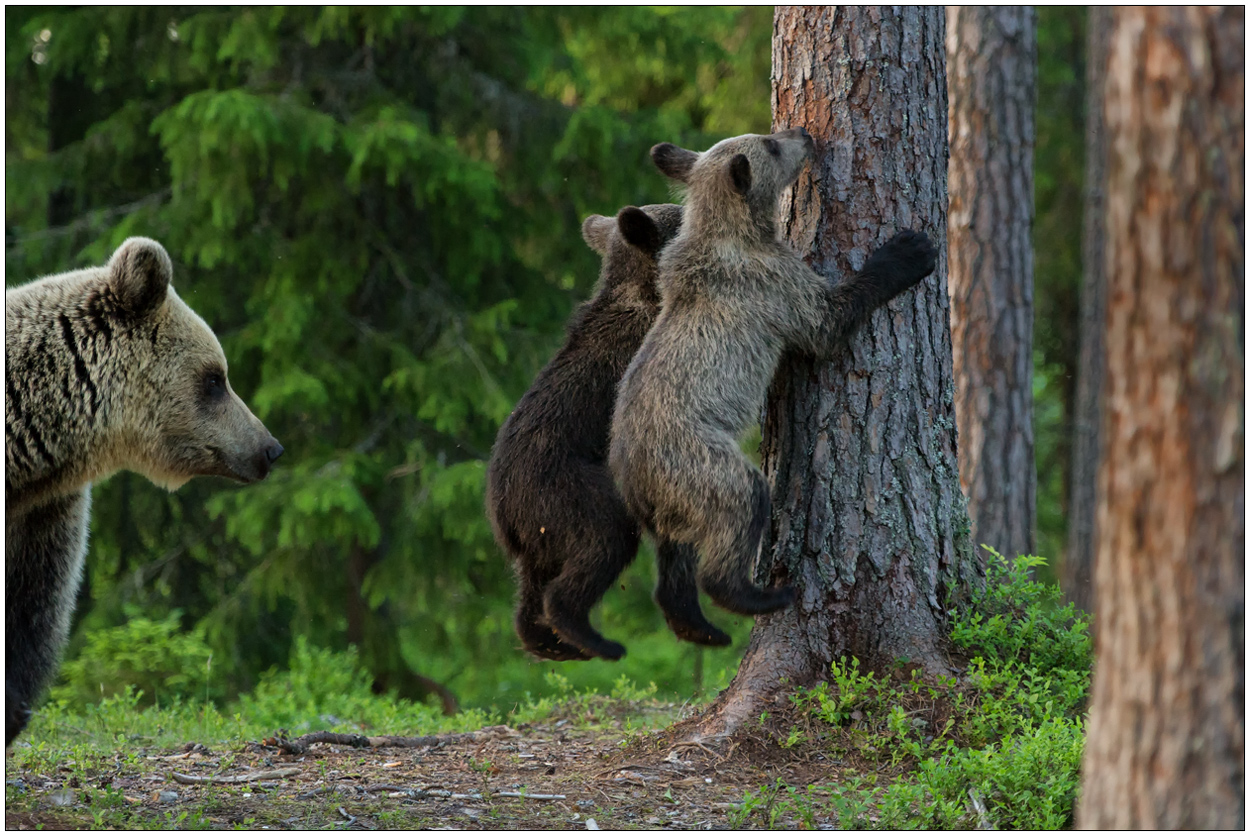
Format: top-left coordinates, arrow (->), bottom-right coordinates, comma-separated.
5,697 -> 866,831
5,558 -> 1090,829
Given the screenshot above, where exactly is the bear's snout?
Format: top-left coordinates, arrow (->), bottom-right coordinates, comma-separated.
265,441 -> 285,465
247,438 -> 283,481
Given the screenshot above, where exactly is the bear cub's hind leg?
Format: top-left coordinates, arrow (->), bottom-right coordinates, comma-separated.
541,498 -> 640,661
696,469 -> 795,616
514,570 -> 593,661
654,539 -> 731,646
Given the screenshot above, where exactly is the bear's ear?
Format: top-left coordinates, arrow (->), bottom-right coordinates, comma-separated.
617,207 -> 662,256
108,237 -> 172,317
728,153 -> 752,196
651,143 -> 698,183
581,214 -> 615,255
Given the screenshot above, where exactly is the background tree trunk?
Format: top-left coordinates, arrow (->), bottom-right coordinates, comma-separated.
946,6 -> 1037,561
344,541 -> 459,715
1062,6 -> 1111,617
1077,7 -> 1244,829
692,5 -> 978,739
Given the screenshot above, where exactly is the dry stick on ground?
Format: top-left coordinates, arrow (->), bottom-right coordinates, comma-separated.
169,768 -> 301,785
307,784 -> 564,802
274,725 -> 514,755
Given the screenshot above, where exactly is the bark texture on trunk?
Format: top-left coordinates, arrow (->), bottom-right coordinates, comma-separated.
1063,6 -> 1111,617
1077,7 -> 1244,829
693,6 -> 977,738
946,6 -> 1037,561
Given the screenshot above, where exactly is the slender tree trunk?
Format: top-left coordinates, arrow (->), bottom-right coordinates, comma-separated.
946,6 -> 1037,561
691,6 -> 978,739
345,541 -> 459,715
1078,7 -> 1244,829
1063,6 -> 1111,617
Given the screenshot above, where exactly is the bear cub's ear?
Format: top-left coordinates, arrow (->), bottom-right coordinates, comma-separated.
581,214 -> 615,256
108,237 -> 172,316
616,207 -> 662,257
728,154 -> 752,196
651,143 -> 698,184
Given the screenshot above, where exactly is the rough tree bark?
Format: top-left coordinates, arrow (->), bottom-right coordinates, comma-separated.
691,6 -> 978,739
1077,7 -> 1244,829
945,6 -> 1037,561
1063,6 -> 1111,617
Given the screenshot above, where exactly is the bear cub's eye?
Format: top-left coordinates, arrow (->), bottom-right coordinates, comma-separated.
764,138 -> 781,157
202,369 -> 227,400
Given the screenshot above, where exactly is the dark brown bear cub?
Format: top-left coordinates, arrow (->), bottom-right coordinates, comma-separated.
610,129 -> 938,618
486,204 -> 729,661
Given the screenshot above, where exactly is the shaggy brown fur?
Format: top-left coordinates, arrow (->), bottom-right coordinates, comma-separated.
487,205 -> 731,661
5,237 -> 283,744
610,128 -> 937,616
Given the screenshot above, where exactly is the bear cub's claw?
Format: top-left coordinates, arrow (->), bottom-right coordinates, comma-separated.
523,634 -> 595,662
667,620 -> 733,648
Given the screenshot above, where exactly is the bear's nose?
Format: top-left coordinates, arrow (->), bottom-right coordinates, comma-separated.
265,442 -> 284,464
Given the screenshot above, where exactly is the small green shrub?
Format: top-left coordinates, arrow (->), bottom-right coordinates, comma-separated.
52,607 -> 218,707
236,636 -> 493,734
751,553 -> 1091,831
952,548 -> 1092,679
876,719 -> 1085,829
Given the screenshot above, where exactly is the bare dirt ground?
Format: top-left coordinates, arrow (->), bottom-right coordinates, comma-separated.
5,699 -> 860,830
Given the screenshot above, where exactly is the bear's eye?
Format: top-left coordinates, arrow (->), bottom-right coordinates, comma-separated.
764,138 -> 781,157
202,369 -> 227,400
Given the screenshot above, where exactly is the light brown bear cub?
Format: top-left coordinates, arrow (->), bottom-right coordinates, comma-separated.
5,237 -> 283,744
610,128 -> 937,616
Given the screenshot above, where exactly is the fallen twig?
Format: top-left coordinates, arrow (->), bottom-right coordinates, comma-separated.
593,763 -> 659,778
271,725 -> 515,755
168,768 -> 300,785
365,786 -> 483,801
297,785 -> 357,800
351,784 -> 563,802
363,785 -> 410,794
670,740 -> 722,760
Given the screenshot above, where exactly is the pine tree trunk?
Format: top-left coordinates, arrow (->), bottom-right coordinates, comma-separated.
1077,7 -> 1244,829
946,6 -> 1037,561
1063,6 -> 1111,617
691,5 -> 978,739
345,541 -> 459,715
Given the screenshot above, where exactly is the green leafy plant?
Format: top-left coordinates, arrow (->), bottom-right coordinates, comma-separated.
744,553 -> 1091,831
52,608 -> 217,706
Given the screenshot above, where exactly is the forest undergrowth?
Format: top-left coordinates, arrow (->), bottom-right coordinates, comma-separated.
5,554 -> 1090,830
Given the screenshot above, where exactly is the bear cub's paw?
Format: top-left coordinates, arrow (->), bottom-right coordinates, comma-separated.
866,229 -> 939,293
702,580 -> 797,617
667,618 -> 733,648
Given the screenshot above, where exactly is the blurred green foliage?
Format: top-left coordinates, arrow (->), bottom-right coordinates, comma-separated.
5,7 -> 1085,715
51,608 -> 218,707
1033,6 -> 1086,568
5,6 -> 770,712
